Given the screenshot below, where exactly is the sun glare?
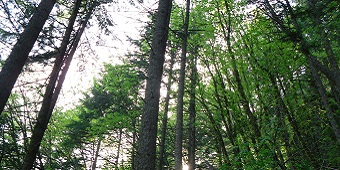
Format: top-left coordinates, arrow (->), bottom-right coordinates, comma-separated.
183,164 -> 189,170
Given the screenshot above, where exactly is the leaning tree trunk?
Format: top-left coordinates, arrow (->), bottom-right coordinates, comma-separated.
216,0 -> 261,143
197,92 -> 232,167
174,0 -> 190,169
22,1 -> 90,169
47,3 -> 95,116
262,0 -> 340,145
0,0 -> 56,114
135,0 -> 172,169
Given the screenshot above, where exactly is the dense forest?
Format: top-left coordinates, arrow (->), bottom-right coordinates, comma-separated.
0,0 -> 339,169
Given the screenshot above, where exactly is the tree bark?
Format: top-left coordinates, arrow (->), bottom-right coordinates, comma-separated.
217,0 -> 261,141
22,1 -> 89,169
131,119 -> 137,169
187,54 -> 197,170
265,0 -> 340,143
135,0 -> 172,169
262,0 -> 340,145
0,0 -> 56,114
174,0 -> 190,169
91,137 -> 102,170
197,94 -> 231,167
157,46 -> 175,170
48,3 -> 95,116
115,129 -> 123,167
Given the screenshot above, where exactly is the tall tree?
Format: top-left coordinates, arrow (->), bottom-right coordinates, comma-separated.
22,0 -> 89,168
0,0 -> 56,114
259,0 -> 340,144
157,44 -> 175,170
135,0 -> 173,169
187,53 -> 197,170
174,0 -> 190,169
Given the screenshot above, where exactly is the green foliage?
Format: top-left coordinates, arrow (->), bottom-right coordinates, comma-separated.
42,63 -> 143,168
1,0 -> 339,169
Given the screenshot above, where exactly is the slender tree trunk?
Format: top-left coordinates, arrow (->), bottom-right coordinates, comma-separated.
91,137 -> 102,170
210,59 -> 242,167
135,0 -> 172,169
275,71 -> 320,168
187,54 -> 197,170
305,1 -> 340,143
115,129 -> 123,166
262,0 -> 340,145
0,0 -> 56,114
263,0 -> 336,83
291,0 -> 340,97
174,0 -> 190,169
240,28 -> 300,169
157,46 -> 175,170
22,1 -> 87,169
48,3 -> 95,115
216,0 -> 261,142
197,90 -> 231,167
304,51 -> 340,146
132,119 -> 137,169
201,57 -> 237,167
308,60 -> 340,145
250,53 -> 319,168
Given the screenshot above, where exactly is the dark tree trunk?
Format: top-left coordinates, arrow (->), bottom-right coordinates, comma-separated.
157,45 -> 175,170
22,1 -> 92,169
135,0 -> 172,169
187,54 -> 197,170
115,129 -> 123,167
210,58 -> 241,167
308,59 -> 340,145
48,3 -> 94,116
131,119 -> 137,169
91,137 -> 102,170
216,0 -> 261,142
0,0 -> 56,114
262,0 -> 340,145
197,89 -> 231,167
174,0 -> 190,169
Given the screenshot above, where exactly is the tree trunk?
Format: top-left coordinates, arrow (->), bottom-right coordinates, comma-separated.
115,129 -> 123,167
48,3 -> 95,115
262,0 -> 340,145
197,89 -> 231,167
22,1 -> 88,169
131,119 -> 137,169
0,0 -> 56,114
91,137 -> 102,170
275,69 -> 320,169
216,0 -> 261,142
157,45 -> 175,170
187,54 -> 197,170
135,0 -> 172,169
174,0 -> 190,169
210,59 -> 241,166
308,59 -> 340,145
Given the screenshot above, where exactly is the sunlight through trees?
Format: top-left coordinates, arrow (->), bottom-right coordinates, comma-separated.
0,0 -> 339,169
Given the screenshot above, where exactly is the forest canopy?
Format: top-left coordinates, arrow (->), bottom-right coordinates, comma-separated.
0,0 -> 339,169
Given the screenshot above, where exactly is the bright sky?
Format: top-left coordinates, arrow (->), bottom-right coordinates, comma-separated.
58,0 -> 158,109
